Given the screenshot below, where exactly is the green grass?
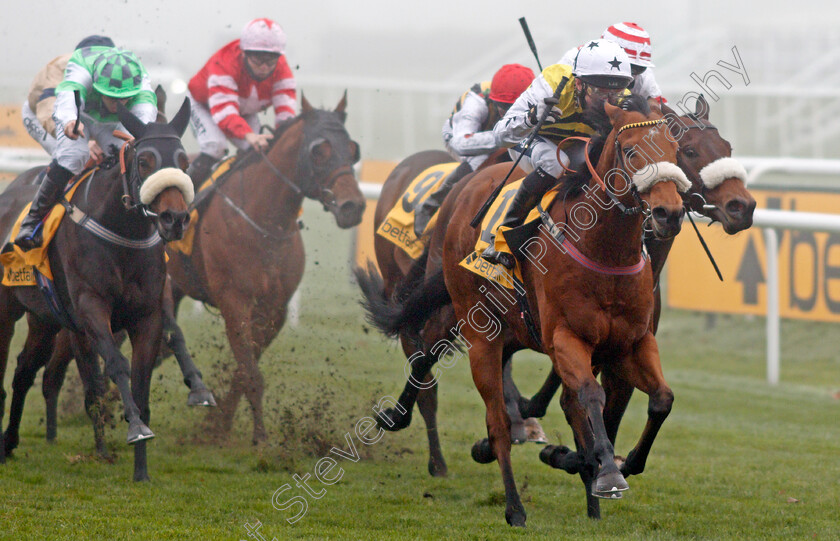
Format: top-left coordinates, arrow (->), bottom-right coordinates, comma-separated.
2,201 -> 839,540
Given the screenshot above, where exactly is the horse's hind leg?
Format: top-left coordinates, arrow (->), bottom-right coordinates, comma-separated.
42,330 -> 74,442
468,336 -> 526,527
4,318 -> 59,456
162,276 -> 215,407
68,334 -> 110,459
415,376 -> 447,477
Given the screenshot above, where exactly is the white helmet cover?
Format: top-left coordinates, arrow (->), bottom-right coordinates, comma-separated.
240,18 -> 286,54
573,39 -> 633,88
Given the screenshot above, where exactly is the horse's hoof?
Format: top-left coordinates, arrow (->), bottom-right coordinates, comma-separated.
539,445 -> 582,474
505,508 -> 527,527
510,420 -> 527,445
127,422 -> 155,445
471,438 -> 496,464
187,388 -> 217,407
524,418 -> 548,444
376,407 -> 411,431
133,472 -> 151,482
593,468 -> 629,498
3,433 -> 19,456
428,457 -> 448,478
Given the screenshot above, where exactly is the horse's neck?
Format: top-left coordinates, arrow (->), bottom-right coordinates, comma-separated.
83,167 -> 154,239
574,136 -> 645,266
230,145 -> 305,232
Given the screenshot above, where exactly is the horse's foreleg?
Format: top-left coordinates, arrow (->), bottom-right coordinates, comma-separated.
502,357 -> 527,444
376,336 -> 442,431
468,337 -> 526,527
127,312 -> 163,481
218,303 -> 265,444
550,328 -> 627,506
43,330 -> 74,442
613,332 -> 673,478
4,320 -> 58,456
0,297 -> 24,463
518,370 -> 561,419
77,298 -> 153,447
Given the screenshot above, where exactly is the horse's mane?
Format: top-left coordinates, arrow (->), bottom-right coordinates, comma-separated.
554,93 -> 652,200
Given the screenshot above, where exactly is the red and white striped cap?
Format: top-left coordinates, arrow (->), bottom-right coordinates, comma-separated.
602,22 -> 654,68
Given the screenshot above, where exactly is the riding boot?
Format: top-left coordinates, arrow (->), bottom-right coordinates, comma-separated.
14,161 -> 74,251
481,167 -> 557,269
413,161 -> 473,237
186,153 -> 217,191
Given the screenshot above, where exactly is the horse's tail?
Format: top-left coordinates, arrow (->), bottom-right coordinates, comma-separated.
354,251 -> 450,341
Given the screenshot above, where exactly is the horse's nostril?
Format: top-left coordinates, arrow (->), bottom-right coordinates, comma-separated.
652,207 -> 668,223
726,199 -> 746,218
160,211 -> 174,226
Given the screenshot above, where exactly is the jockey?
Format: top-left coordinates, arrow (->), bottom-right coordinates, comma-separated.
559,22 -> 661,103
413,64 -> 535,236
15,47 -> 157,250
482,39 -> 633,268
185,18 -> 297,187
22,35 -> 115,154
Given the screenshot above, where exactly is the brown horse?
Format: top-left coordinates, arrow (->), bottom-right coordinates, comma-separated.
0,101 -> 193,481
166,94 -> 366,444
365,96 -> 688,525
518,96 -> 757,474
366,147 -> 549,477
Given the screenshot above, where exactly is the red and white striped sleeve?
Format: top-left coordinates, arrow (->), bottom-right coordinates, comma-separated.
271,57 -> 297,123
206,60 -> 252,140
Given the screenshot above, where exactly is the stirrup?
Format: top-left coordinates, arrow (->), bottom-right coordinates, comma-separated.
481,244 -> 515,269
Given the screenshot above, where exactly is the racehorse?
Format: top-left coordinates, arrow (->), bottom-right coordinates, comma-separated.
363,96 -> 689,525
365,147 -> 546,477
518,96 -> 756,477
165,93 -> 366,444
0,101 -> 194,481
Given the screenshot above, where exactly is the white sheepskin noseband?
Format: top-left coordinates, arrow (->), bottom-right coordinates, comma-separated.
698,157 -> 748,189
631,162 -> 691,193
139,167 -> 195,205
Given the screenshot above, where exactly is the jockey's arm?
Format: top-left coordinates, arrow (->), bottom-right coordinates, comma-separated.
493,74 -> 553,147
448,92 -> 498,156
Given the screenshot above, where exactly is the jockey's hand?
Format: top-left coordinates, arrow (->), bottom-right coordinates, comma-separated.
88,140 -> 104,163
64,121 -> 85,140
526,102 -> 561,128
245,132 -> 274,152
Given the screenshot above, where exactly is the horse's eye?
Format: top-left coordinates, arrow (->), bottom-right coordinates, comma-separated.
137,151 -> 157,179
349,141 -> 360,164
623,147 -> 633,158
311,141 -> 331,164
681,147 -> 698,158
175,150 -> 189,172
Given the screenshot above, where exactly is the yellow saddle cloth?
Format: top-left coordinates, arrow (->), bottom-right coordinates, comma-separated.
167,156 -> 237,256
376,162 -> 459,259
1,171 -> 90,287
458,179 -> 560,290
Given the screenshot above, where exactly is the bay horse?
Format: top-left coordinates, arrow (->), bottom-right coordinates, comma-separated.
364,96 -> 689,525
358,95 -> 755,492
518,95 -> 756,478
0,101 -> 194,481
165,93 -> 366,444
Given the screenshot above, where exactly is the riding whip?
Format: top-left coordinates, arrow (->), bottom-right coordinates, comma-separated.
519,17 -> 542,72
687,211 -> 723,281
470,77 -> 567,228
73,90 -> 82,136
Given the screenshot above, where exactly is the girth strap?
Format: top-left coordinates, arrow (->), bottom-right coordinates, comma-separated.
60,200 -> 161,249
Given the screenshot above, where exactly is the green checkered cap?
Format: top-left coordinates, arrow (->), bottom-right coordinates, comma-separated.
92,49 -> 145,98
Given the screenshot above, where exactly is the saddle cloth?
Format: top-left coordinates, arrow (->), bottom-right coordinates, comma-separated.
459,179 -> 560,290
376,162 -> 459,259
1,171 -> 89,287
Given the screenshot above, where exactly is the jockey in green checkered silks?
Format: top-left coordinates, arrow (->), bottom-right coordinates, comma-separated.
15,47 -> 157,250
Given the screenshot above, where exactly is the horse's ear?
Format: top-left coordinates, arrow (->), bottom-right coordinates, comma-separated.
169,99 -> 191,138
335,90 -> 348,123
648,98 -> 662,115
155,85 -> 167,116
661,100 -> 676,117
695,94 -> 710,120
117,101 -> 147,139
301,92 -> 314,114
604,102 -> 623,125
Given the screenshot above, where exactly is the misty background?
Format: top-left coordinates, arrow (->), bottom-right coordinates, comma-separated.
2,0 -> 839,160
